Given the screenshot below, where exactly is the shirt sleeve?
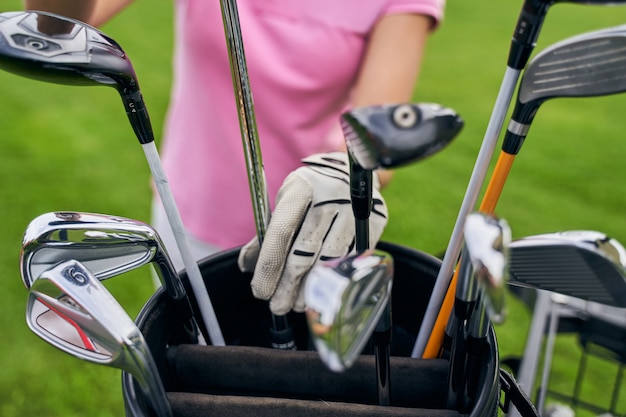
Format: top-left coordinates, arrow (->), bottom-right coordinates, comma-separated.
384,0 -> 445,28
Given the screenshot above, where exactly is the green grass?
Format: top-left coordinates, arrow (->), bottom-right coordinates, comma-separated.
1,1 -> 626,416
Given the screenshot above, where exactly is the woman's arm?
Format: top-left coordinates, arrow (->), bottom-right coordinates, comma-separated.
24,0 -> 134,27
352,13 -> 434,187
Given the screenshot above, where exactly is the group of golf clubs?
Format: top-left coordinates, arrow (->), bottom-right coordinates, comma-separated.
3,0 -> 626,415
0,6 -> 469,415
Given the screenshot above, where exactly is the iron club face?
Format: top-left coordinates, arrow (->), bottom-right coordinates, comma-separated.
304,250 -> 393,372
26,260 -> 173,417
19,211 -> 208,344
341,103 -> 463,171
20,211 -> 184,300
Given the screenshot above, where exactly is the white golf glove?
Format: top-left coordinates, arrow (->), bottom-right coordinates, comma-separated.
237,152 -> 388,315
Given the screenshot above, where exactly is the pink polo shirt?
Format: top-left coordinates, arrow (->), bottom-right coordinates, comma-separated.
161,0 -> 444,249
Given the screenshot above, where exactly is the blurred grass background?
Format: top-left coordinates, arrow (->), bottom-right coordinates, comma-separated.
0,1 -> 625,416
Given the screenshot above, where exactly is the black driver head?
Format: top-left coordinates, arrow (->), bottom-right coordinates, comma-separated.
341,103 -> 463,170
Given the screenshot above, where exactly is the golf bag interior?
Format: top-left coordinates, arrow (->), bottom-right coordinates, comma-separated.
122,242 -> 500,417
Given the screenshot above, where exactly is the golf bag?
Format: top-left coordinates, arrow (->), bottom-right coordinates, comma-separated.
122,242 -> 503,417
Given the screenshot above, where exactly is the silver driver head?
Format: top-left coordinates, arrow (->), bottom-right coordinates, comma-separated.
304,250 -> 393,372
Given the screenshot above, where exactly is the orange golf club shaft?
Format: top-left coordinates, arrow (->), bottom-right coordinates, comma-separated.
422,151 -> 515,358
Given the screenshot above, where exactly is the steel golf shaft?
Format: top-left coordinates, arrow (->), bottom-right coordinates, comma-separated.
219,0 -> 293,348
412,67 -> 520,358
374,306 -> 392,406
128,343 -> 173,417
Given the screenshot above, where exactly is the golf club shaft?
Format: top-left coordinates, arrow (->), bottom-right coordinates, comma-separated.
219,0 -> 293,348
418,152 -> 515,358
348,154 -> 391,404
128,343 -> 174,417
143,143 -> 225,346
477,152 -> 516,213
412,67 -> 520,358
350,155 -> 372,253
374,305 -> 392,406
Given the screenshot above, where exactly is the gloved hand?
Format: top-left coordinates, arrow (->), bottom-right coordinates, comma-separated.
237,151 -> 388,315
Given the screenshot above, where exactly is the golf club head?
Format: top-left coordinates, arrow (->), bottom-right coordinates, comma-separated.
508,230 -> 626,307
27,259 -> 152,377
27,259 -> 172,417
0,11 -> 154,144
20,211 -> 183,300
304,250 -> 393,372
504,24 -> 626,153
463,213 -> 512,323
0,11 -> 135,90
341,103 -> 463,170
509,0 -> 626,69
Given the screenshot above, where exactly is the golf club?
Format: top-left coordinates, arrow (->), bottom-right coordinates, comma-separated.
304,249 -> 394,373
20,211 -> 206,344
0,10 -> 224,345
483,23 -> 626,212
26,260 -> 172,417
508,230 -> 626,306
342,102 -> 463,252
342,103 -> 463,172
341,102 -> 463,405
508,230 -> 626,417
445,212 -> 511,411
464,212 -> 511,323
414,0 -> 626,359
218,0 -> 293,350
462,214 -> 511,412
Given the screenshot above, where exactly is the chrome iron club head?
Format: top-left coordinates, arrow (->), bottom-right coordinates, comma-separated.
20,211 -> 206,344
341,103 -> 463,171
20,211 -> 183,300
463,213 -> 512,324
304,250 -> 393,372
509,230 -> 626,307
26,260 -> 172,417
